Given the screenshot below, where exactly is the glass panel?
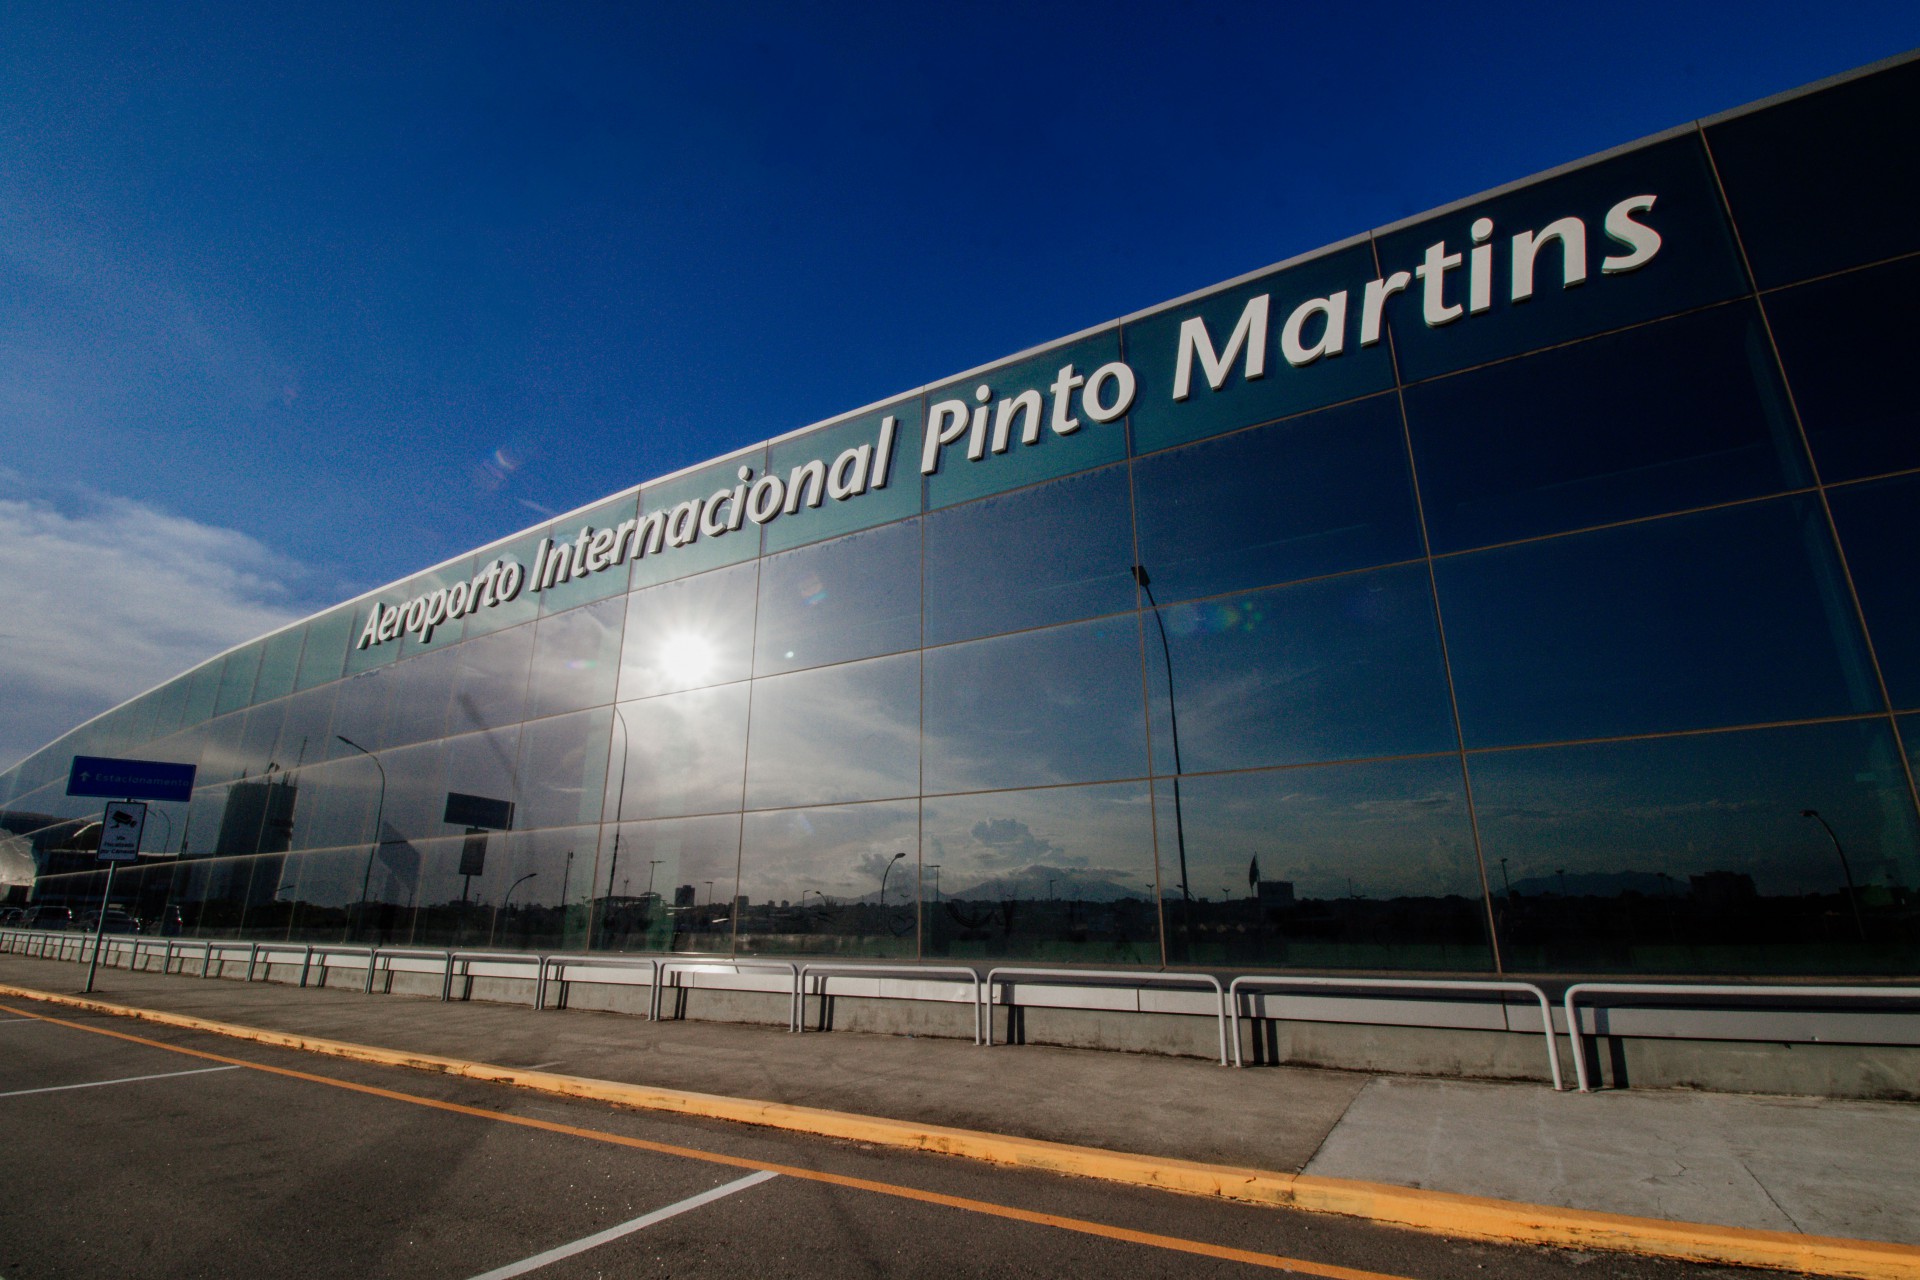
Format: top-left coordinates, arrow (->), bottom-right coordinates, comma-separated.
380,648 -> 459,750
1377,134 -> 1749,383
764,399 -> 923,552
182,661 -> 223,727
1127,241 -> 1396,455
923,463 -> 1135,646
754,519 -> 920,676
745,653 -> 919,809
143,676 -> 192,742
1145,566 -> 1456,774
1829,475 -> 1920,710
252,627 -> 305,705
527,596 -> 626,720
923,616 -> 1148,794
925,330 -> 1128,508
516,707 -> 611,832
295,609 -> 355,691
398,555 -> 477,657
325,669 -> 393,761
617,561 -> 757,700
289,758 -> 380,855
609,686 -> 748,821
737,799 -> 919,957
1153,758 -> 1492,970
344,597 -> 398,675
196,713 -> 249,788
444,726 -> 522,828
213,644 -> 263,717
446,623 -> 535,736
380,740 -> 450,844
273,685 -> 336,774
461,531 -> 545,639
592,814 -> 740,953
237,702 -> 286,778
632,449 -> 767,589
1406,302 -> 1808,553
921,781 -> 1158,964
414,825 -> 593,950
1438,497 -> 1880,747
1132,393 -> 1421,604
277,846 -> 366,942
536,495 -> 641,615
1764,257 -> 1920,483
1707,58 -> 1920,288
1471,719 -> 1920,974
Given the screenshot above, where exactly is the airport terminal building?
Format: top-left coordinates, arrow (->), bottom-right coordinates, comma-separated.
6,54 -> 1918,987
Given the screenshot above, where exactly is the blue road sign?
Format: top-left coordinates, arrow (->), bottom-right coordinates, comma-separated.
67,755 -> 197,802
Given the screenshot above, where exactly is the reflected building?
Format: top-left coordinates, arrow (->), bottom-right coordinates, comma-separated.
6,55 -> 1920,978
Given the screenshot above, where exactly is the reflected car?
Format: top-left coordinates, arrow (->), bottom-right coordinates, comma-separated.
0,907 -> 24,925
78,909 -> 141,935
20,906 -> 74,930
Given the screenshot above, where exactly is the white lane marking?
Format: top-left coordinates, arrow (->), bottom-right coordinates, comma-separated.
523,1061 -> 564,1071
466,1169 -> 779,1280
0,1065 -> 241,1099
0,1018 -> 43,1025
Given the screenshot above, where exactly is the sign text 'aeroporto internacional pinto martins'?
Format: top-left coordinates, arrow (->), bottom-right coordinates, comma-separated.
356,195 -> 1662,653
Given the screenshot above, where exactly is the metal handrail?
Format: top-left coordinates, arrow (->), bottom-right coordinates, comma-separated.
362,945 -> 449,994
1229,975 -> 1562,1089
536,955 -> 658,1013
1564,981 -> 1920,1093
984,966 -> 1230,1066
441,949 -> 549,1006
793,962 -> 982,1042
653,957 -> 799,1022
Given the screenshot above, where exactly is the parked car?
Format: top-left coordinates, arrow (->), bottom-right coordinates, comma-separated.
0,907 -> 25,926
78,908 -> 141,935
147,905 -> 184,937
20,905 -> 74,929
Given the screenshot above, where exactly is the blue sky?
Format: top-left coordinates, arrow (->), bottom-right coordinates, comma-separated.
3,1 -> 1918,768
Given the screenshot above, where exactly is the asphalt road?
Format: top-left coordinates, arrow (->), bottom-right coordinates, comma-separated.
0,1004 -> 1752,1280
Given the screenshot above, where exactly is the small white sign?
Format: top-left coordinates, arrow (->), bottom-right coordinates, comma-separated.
98,801 -> 146,863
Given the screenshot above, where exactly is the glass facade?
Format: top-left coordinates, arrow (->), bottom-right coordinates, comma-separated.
9,56 -> 1920,980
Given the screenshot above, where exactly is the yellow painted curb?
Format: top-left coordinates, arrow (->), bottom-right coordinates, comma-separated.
3,980 -> 1916,1279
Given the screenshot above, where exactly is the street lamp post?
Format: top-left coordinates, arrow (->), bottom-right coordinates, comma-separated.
600,705 -> 632,950
1802,809 -> 1868,942
336,735 -> 386,944
490,872 -> 537,948
1132,565 -> 1194,957
878,850 -> 905,906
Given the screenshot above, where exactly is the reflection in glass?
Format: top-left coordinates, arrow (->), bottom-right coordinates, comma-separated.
737,800 -> 918,956
1145,567 -> 1455,774
254,626 -> 306,705
295,609 -> 355,691
764,400 -> 923,552
527,596 -> 625,720
1153,760 -> 1491,970
593,815 -> 740,953
214,644 -> 262,717
924,465 -> 1135,646
1132,394 -> 1420,605
274,683 -> 340,778
610,687 -> 748,821
1470,719 -> 1920,973
516,708 -> 611,833
447,624 -> 535,735
1830,475 -> 1920,710
921,782 -> 1158,963
381,647 -> 459,750
1439,497 -> 1879,747
923,616 -> 1148,795
619,562 -> 757,699
754,520 -> 920,676
745,654 -> 919,810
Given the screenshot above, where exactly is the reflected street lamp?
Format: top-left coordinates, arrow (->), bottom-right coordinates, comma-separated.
336,735 -> 387,944
1132,565 -> 1194,954
601,704 -> 633,950
1802,809 -> 1867,942
878,851 -> 906,907
490,872 -> 537,947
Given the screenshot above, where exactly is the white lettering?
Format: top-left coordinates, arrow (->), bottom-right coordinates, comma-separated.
1082,362 -> 1136,422
1512,216 -> 1588,301
920,399 -> 971,475
1173,295 -> 1268,400
1280,292 -> 1349,367
1602,195 -> 1661,273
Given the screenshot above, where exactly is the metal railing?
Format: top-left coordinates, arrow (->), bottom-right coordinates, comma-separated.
1230,975 -> 1562,1089
652,957 -> 799,1023
441,950 -> 549,1006
1563,981 -> 1920,1092
793,962 -> 982,1042
983,966 -> 1230,1066
537,955 -> 658,1013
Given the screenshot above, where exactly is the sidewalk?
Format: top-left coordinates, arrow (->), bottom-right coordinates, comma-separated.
2,949 -> 1915,1254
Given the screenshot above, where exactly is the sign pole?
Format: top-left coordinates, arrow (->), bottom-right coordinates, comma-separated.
83,797 -> 147,994
83,860 -> 117,995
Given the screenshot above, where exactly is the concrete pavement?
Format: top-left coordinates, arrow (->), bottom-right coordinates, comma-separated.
2,948 -> 1915,1264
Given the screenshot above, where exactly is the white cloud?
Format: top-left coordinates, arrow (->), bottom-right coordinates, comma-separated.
0,482 -> 318,775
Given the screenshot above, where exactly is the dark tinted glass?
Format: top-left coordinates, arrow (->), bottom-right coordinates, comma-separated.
273,685 -> 335,773
594,815 -> 741,953
1765,257 -> 1920,483
1146,566 -> 1455,774
1707,58 -> 1920,288
924,331 -> 1127,508
619,561 -> 757,699
378,740 -> 450,844
633,450 -> 766,588
1829,475 -> 1920,710
1378,135 -> 1749,382
920,781 -> 1159,964
443,726 -> 521,828
527,596 -> 625,720
325,669 -> 392,762
1406,303 -> 1807,552
923,464 -> 1135,646
764,400 -> 922,552
610,686 -> 749,820
745,653 -> 919,810
754,519 -> 920,676
737,799 -> 920,957
1132,393 -> 1421,603
1154,758 -> 1492,970
923,615 -> 1148,794
516,707 -> 610,832
1439,497 -> 1879,747
1127,241 -> 1396,454
1471,719 -> 1920,974
447,624 -> 535,736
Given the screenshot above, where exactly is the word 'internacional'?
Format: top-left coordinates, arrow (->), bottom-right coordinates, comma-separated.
357,194 -> 1662,651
